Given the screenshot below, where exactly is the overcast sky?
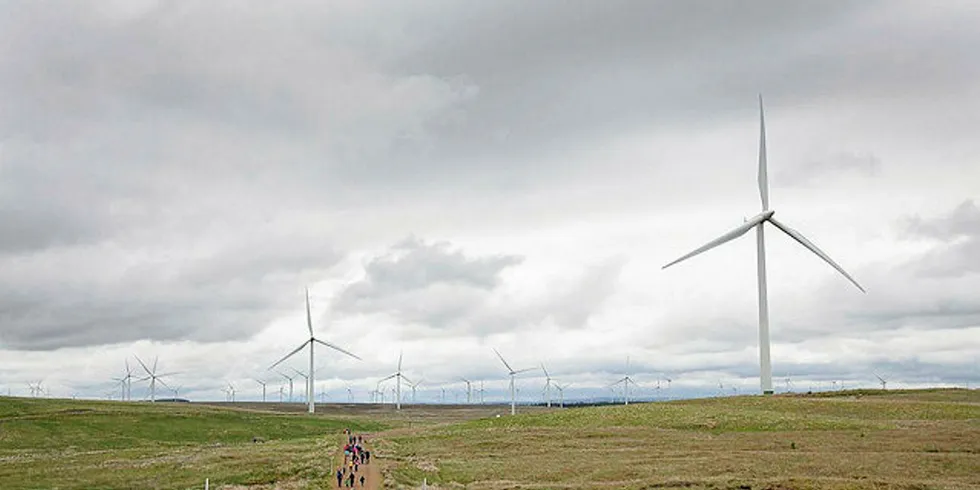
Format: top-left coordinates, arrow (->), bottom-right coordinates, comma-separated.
2,1 -> 979,403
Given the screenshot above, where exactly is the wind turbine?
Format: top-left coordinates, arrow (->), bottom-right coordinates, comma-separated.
555,383 -> 571,408
291,368 -> 310,405
493,348 -> 536,415
268,287 -> 361,414
460,378 -> 472,404
410,379 -> 424,403
278,372 -> 295,402
135,356 -> 175,402
278,385 -> 285,403
610,356 -> 637,405
478,381 -> 485,404
171,385 -> 183,399
541,363 -> 554,408
347,386 -> 353,403
662,95 -> 866,395
875,372 -> 888,390
114,360 -> 134,401
318,386 -> 329,403
254,379 -> 267,402
378,351 -> 413,410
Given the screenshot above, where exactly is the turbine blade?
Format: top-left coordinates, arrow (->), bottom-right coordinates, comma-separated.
152,356 -> 158,375
269,341 -> 310,370
305,287 -> 314,337
379,373 -> 397,382
400,375 -> 414,385
134,356 -> 152,376
398,351 -> 403,372
768,217 -> 866,293
541,363 -> 550,378
758,94 -> 769,210
513,367 -> 537,375
313,338 -> 362,360
492,348 -> 514,373
155,377 -> 171,390
663,215 -> 764,269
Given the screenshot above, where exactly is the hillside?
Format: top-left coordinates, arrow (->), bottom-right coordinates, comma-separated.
0,397 -> 385,489
376,389 -> 980,489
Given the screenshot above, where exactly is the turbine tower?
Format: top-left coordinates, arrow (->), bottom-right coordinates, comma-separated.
269,287 -> 361,413
662,95 -> 866,395
493,348 -> 536,415
460,378 -> 472,404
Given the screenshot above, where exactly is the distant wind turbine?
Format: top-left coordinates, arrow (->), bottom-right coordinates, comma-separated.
410,379 -> 424,403
268,287 -> 361,413
378,351 -> 413,410
875,372 -> 888,390
254,379 -> 267,402
493,348 -> 536,415
278,372 -> 295,402
135,356 -> 176,402
460,377 -> 472,404
662,95 -> 866,395
555,383 -> 571,408
541,363 -> 554,408
610,357 -> 637,405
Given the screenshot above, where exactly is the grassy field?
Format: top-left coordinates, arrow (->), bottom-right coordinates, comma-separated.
375,389 -> 980,489
2,390 -> 978,489
0,397 -> 386,489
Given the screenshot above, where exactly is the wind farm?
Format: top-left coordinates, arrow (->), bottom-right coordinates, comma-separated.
4,2 -> 980,487
2,96 -> 977,490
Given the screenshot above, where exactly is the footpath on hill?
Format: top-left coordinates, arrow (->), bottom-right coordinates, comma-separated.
331,429 -> 382,489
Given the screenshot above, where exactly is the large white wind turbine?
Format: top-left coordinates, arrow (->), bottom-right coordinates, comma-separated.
493,348 -> 536,415
135,356 -> 176,402
662,95 -> 866,395
269,287 -> 361,413
610,357 -> 638,406
378,351 -> 413,410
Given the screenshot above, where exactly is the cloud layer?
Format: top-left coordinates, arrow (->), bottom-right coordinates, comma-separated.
1,1 -> 979,401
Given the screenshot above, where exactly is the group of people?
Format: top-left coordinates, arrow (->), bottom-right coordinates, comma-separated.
336,428 -> 371,488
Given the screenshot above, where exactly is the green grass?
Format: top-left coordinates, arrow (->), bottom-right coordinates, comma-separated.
3,390 -> 978,489
0,397 -> 386,489
378,389 -> 980,489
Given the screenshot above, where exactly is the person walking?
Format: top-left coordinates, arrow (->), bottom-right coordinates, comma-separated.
360,475 -> 366,487
336,468 -> 343,487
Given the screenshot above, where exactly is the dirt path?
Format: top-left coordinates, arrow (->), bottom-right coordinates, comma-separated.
331,432 -> 382,490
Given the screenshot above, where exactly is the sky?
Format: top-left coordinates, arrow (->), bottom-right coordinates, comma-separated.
2,0 -> 979,404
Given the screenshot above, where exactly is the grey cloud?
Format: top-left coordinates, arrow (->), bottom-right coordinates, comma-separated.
776,151 -> 882,187
333,238 -> 625,335
332,236 -> 523,327
0,234 -> 343,350
777,199 -> 980,341
904,200 -> 980,240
